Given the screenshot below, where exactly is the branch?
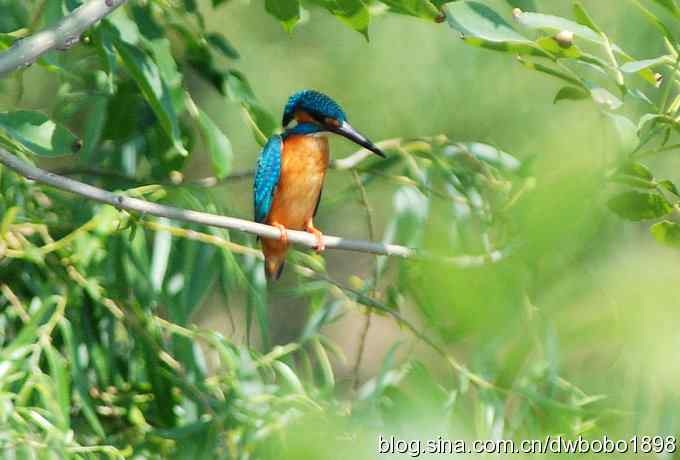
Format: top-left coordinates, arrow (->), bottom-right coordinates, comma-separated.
0,146 -> 415,257
0,0 -> 127,77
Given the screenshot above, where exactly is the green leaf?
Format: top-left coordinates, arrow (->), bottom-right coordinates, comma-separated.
589,85 -> 622,110
44,343 -> 70,429
651,220 -> 680,247
197,109 -> 233,179
554,86 -> 589,103
620,161 -> 654,181
265,0 -> 301,32
620,56 -> 671,73
312,0 -> 371,36
610,162 -> 655,189
206,33 -> 239,59
514,11 -> 603,43
113,39 -> 187,155
273,361 -> 305,394
225,71 -> 277,144
445,1 -> 535,53
380,0 -> 441,20
572,1 -> 602,33
536,35 -> 581,58
150,218 -> 172,293
505,0 -> 536,10
659,179 -> 680,196
82,94 -> 108,158
650,0 -> 680,20
630,0 -> 678,43
607,191 -> 672,221
0,111 -> 79,156
444,142 -> 521,171
606,113 -> 638,154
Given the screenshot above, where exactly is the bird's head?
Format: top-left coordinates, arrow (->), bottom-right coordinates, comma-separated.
282,90 -> 385,157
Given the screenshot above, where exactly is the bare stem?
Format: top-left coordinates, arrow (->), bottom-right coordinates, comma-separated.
0,0 -> 128,77
0,146 -> 413,257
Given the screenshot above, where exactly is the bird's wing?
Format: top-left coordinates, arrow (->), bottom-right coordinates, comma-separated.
253,135 -> 282,223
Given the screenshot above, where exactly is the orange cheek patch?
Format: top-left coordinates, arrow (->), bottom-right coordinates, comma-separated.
325,117 -> 340,128
295,110 -> 316,123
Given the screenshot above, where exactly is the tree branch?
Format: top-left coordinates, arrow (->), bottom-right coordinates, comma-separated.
0,0 -> 127,77
0,146 -> 416,257
0,146 -> 512,264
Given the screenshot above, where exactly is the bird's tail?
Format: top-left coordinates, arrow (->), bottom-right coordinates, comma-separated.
261,237 -> 288,281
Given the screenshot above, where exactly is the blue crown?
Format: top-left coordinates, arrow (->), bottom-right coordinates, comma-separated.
282,90 -> 347,126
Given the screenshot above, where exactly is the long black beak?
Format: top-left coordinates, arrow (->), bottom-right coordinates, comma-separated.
331,121 -> 385,157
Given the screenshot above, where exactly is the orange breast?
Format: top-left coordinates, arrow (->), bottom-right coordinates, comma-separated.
266,134 -> 329,230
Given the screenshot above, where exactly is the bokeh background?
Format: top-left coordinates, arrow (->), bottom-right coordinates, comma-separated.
198,0 -> 680,441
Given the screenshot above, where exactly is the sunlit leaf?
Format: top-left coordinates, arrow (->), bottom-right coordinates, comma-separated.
312,0 -> 371,37
443,142 -> 521,171
589,85 -> 622,110
445,1 -> 535,54
0,111 -> 79,156
650,220 -> 680,247
197,108 -> 233,178
536,35 -> 581,58
605,112 -> 638,154
514,11 -> 602,43
620,56 -> 671,73
380,0 -> 441,21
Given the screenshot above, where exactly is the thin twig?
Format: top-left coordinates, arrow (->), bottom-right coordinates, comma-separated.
0,0 -> 128,77
1,284 -> 30,323
351,170 -> 378,391
303,268 -> 495,390
0,146 -> 414,257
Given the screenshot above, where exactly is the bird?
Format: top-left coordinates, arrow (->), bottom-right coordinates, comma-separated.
253,90 -> 386,280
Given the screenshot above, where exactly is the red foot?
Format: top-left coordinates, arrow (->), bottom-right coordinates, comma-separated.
305,221 -> 325,252
271,222 -> 289,245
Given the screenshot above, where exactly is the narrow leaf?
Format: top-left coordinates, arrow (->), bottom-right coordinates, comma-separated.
197,109 -> 233,179
572,1 -> 602,33
113,39 -> 187,155
554,86 -> 589,103
206,33 -> 239,59
0,111 -> 79,156
620,56 -> 671,73
380,0 -> 441,20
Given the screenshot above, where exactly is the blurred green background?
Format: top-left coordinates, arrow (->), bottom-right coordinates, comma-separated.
2,0 -> 680,458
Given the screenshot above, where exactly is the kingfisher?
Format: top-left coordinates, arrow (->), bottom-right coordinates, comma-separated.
253,90 -> 385,280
